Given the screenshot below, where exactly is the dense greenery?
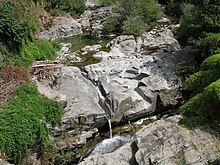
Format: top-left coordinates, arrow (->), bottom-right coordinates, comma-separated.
180,49 -> 220,128
102,0 -> 162,36
180,79 -> 220,128
0,1 -> 60,67
0,2 -> 37,52
48,0 -> 86,17
0,85 -> 63,164
173,0 -> 220,128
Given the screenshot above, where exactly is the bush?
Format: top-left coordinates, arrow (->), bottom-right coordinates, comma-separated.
103,0 -> 162,36
49,0 -> 86,17
0,2 -> 36,52
122,16 -> 146,36
180,79 -> 220,128
0,84 -> 63,164
184,69 -> 220,95
176,0 -> 220,45
192,33 -> 220,58
201,53 -> 220,70
103,15 -> 124,34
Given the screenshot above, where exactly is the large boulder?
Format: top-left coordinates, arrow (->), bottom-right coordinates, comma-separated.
37,16 -> 82,40
79,116 -> 220,165
80,6 -> 113,37
142,28 -> 180,53
84,43 -> 195,122
35,66 -> 106,136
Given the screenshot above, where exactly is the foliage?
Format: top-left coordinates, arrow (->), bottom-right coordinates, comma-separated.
122,16 -> 146,36
180,79 -> 220,128
103,15 -> 124,34
184,69 -> 220,95
192,33 -> 220,58
176,0 -> 220,46
0,2 -> 36,52
11,40 -> 60,67
103,0 -> 162,36
201,53 -> 220,70
0,84 -> 63,164
97,0 -> 120,6
48,0 -> 86,17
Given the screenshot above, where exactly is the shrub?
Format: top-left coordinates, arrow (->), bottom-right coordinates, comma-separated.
122,16 -> 146,36
192,33 -> 220,58
103,15 -> 124,34
180,79 -> 220,128
103,0 -> 162,36
0,2 -> 36,52
201,53 -> 220,70
176,3 -> 201,45
49,0 -> 86,17
0,84 -> 63,164
184,69 -> 220,95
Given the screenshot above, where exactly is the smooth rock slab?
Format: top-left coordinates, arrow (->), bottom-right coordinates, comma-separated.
36,66 -> 106,135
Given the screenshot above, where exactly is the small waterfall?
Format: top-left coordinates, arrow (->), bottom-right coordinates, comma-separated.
108,118 -> 113,139
90,135 -> 130,155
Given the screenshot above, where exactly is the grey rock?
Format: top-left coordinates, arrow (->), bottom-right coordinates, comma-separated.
79,116 -> 220,165
37,16 -> 82,40
56,43 -> 82,62
142,28 -> 180,53
81,6 -> 113,37
77,128 -> 99,145
84,43 -> 195,122
81,44 -> 102,55
85,0 -> 99,8
36,66 -> 106,136
79,143 -> 132,165
134,116 -> 220,165
107,35 -> 137,53
0,159 -> 11,165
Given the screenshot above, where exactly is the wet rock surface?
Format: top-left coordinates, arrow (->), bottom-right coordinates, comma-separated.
79,116 -> 220,165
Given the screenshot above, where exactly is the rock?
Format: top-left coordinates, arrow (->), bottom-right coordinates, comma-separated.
77,128 -> 99,146
79,143 -> 133,165
0,159 -> 11,165
134,116 -> 220,165
157,17 -> 170,23
84,44 -> 195,122
37,16 -> 82,40
81,6 -> 113,37
85,0 -> 99,8
56,43 -> 82,62
81,44 -> 102,55
107,35 -> 137,53
35,66 -> 106,136
79,116 -> 220,165
142,28 -> 180,53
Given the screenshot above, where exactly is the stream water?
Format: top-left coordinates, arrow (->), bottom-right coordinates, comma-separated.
59,35 -> 112,68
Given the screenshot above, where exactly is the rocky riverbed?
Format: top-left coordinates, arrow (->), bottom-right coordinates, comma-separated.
21,2 -> 220,165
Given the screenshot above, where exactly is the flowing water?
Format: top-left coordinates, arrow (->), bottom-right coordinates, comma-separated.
90,135 -> 130,156
108,118 -> 113,139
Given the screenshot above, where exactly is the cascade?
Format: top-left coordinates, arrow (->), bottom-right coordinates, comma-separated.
108,118 -> 113,139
